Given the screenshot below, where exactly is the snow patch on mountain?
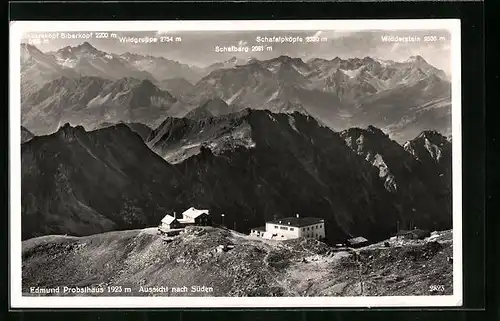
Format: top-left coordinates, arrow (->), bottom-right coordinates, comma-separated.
424,138 -> 442,161
57,58 -> 77,68
373,58 -> 391,67
340,66 -> 365,79
226,89 -> 243,105
288,115 -> 299,133
267,90 -> 280,102
292,64 -> 309,77
87,93 -> 111,107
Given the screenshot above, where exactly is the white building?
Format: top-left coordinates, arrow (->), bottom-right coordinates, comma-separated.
159,207 -> 212,233
160,214 -> 183,230
177,207 -> 212,226
250,215 -> 325,240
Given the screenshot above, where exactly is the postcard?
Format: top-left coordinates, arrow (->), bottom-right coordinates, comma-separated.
9,19 -> 462,308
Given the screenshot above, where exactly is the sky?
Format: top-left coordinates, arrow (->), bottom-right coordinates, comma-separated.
23,29 -> 452,74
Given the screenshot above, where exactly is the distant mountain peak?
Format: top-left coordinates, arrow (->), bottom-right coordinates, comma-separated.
114,77 -> 139,85
404,130 -> 451,165
362,56 -> 375,63
405,130 -> 450,152
272,56 -> 306,66
415,130 -> 446,141
60,122 -> 84,130
139,78 -> 155,87
366,125 -> 388,137
78,41 -> 97,50
121,52 -> 145,59
56,123 -> 86,139
185,97 -> 231,120
406,55 -> 428,64
57,41 -> 100,55
202,97 -> 228,106
56,42 -> 101,56
58,45 -> 73,52
341,125 -> 388,139
21,42 -> 41,52
276,55 -> 293,62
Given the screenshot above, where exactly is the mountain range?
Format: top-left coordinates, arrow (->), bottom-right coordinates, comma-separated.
19,41 -> 453,243
184,55 -> 451,142
20,42 -> 451,142
22,76 -> 180,134
21,110 -> 452,242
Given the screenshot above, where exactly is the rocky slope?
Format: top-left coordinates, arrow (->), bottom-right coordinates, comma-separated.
404,130 -> 453,206
21,123 -> 185,240
22,226 -> 453,297
93,121 -> 153,141
340,126 -> 452,230
205,56 -> 249,74
22,110 -> 451,242
149,109 -> 450,237
21,126 -> 35,143
49,42 -> 155,81
184,98 -> 233,120
182,55 -> 451,142
21,43 -> 77,100
22,76 -> 178,135
156,77 -> 195,99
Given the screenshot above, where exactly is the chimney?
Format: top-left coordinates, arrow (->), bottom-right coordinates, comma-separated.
296,213 -> 300,218
173,211 -> 176,219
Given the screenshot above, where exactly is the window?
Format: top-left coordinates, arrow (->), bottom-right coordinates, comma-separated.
274,226 -> 278,229
280,226 -> 288,230
290,228 -> 294,231
307,227 -> 310,231
302,228 -> 305,231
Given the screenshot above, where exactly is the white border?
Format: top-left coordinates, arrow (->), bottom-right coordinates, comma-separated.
9,19 -> 462,309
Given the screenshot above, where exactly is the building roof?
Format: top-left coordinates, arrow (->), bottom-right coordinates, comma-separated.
347,236 -> 368,244
267,217 -> 324,228
251,226 -> 266,232
182,207 -> 210,219
161,214 -> 177,224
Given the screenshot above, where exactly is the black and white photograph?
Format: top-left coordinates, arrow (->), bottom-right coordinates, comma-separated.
9,20 -> 462,308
